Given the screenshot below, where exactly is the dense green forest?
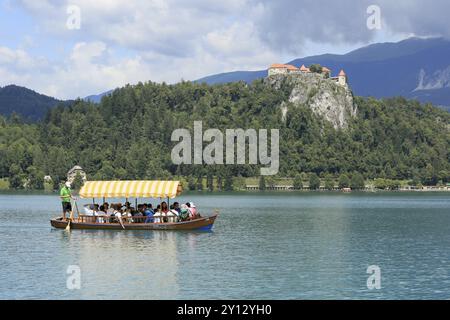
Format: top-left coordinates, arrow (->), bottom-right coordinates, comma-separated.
0,79 -> 449,190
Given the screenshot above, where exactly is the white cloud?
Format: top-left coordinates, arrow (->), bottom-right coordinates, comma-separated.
3,0 -> 450,99
2,1 -> 286,99
0,46 -> 47,70
0,30 -> 281,99
0,41 -> 148,99
14,1 -> 450,55
16,0 -> 252,56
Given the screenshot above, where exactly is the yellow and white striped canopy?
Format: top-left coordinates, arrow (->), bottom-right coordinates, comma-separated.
79,181 -> 182,199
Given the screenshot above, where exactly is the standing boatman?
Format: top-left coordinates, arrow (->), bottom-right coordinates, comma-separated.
60,181 -> 76,221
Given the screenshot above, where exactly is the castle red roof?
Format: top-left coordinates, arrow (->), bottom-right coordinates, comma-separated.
269,63 -> 288,69
269,63 -> 298,71
339,69 -> 346,76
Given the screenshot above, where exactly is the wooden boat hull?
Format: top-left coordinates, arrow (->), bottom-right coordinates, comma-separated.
50,214 -> 218,231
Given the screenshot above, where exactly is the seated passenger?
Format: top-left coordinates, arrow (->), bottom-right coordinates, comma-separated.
97,205 -> 107,223
102,202 -> 110,216
84,203 -> 95,216
166,205 -> 178,223
106,203 -> 115,216
153,205 -> 161,223
133,204 -> 144,217
173,202 -> 181,214
89,204 -> 100,222
160,202 -> 169,222
98,205 -> 106,214
189,202 -> 198,217
179,204 -> 190,221
105,203 -> 117,223
143,204 -> 154,216
169,204 -> 179,216
144,204 -> 154,223
113,204 -> 124,224
123,202 -> 134,217
186,202 -> 197,219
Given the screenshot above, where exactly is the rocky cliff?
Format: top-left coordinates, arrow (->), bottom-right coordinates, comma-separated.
266,73 -> 357,129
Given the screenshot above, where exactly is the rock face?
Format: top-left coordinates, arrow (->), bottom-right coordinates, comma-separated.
266,73 -> 357,129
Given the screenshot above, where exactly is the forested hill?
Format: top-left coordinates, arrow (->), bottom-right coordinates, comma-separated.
0,85 -> 67,121
0,79 -> 449,190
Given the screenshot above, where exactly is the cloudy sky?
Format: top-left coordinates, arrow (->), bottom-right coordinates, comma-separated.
0,0 -> 449,99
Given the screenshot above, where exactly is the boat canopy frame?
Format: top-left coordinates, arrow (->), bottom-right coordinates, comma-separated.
78,180 -> 183,199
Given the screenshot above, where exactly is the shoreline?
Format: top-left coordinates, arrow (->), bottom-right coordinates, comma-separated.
1,189 -> 449,195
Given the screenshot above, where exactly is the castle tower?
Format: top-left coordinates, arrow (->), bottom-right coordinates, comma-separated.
299,64 -> 310,73
338,69 -> 347,86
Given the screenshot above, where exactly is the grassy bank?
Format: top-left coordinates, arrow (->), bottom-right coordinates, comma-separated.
0,179 -> 54,191
182,176 -> 448,192
0,177 -> 448,192
0,178 -> 9,190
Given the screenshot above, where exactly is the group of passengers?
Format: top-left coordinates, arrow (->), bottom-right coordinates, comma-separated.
88,201 -> 199,224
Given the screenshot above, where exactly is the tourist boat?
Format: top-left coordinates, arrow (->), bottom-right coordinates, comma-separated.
50,180 -> 218,231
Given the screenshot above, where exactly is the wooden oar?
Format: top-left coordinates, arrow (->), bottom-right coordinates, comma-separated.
65,218 -> 71,231
65,202 -> 73,231
74,200 -> 80,217
117,213 -> 125,229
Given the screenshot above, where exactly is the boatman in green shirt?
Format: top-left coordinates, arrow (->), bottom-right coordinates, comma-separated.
60,182 -> 75,221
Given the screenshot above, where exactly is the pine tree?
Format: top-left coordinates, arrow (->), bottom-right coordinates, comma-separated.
338,174 -> 350,189
224,175 -> 234,191
293,174 -> 303,190
309,173 -> 320,190
207,174 -> 214,192
259,175 -> 266,191
72,172 -> 84,190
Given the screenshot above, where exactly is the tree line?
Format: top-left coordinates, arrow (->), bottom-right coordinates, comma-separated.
0,79 -> 449,190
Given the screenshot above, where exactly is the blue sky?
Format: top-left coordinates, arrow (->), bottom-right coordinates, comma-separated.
0,0 -> 448,99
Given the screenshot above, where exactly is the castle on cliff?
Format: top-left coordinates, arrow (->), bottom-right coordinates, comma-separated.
267,63 -> 347,86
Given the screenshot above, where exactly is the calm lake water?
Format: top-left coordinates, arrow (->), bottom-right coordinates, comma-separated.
1,191 -> 450,300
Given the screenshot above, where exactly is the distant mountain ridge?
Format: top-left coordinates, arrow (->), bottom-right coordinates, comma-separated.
0,85 -> 67,121
195,37 -> 450,109
0,84 -> 109,120
2,37 -> 450,120
84,89 -> 114,103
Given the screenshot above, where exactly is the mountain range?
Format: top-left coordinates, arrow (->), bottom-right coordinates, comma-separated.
197,37 -> 450,111
1,37 -> 450,120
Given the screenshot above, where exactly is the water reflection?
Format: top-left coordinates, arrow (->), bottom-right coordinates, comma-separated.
67,230 -> 180,299
1,192 -> 450,299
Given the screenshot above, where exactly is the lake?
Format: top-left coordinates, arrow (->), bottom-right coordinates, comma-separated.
0,191 -> 450,299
